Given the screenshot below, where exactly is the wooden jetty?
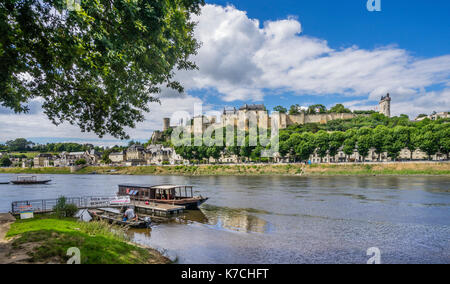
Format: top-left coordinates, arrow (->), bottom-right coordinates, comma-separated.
10,196 -> 185,217
133,201 -> 185,216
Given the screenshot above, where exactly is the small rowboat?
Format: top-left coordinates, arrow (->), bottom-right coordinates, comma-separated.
88,209 -> 151,229
10,176 -> 51,185
0,182 -> 9,185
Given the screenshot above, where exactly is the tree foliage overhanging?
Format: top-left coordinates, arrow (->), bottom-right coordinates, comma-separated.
0,0 -> 204,139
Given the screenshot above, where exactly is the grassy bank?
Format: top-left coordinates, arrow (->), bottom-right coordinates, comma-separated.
305,163 -> 450,176
0,167 -> 71,174
1,162 -> 449,176
5,216 -> 169,264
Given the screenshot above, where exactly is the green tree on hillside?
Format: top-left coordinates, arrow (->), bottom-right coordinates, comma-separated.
0,157 -> 12,167
356,128 -> 373,161
372,125 -> 388,161
289,104 -> 302,115
307,104 -> 327,114
75,159 -> 87,166
385,127 -> 406,161
5,138 -> 34,151
328,104 -> 351,114
328,131 -> 346,160
314,131 -> 329,163
400,127 -> 419,160
417,131 -> 439,160
273,106 -> 287,113
294,133 -> 316,162
343,130 -> 357,162
437,125 -> 450,160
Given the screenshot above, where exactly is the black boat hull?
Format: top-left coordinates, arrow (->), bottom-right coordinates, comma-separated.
11,180 -> 51,185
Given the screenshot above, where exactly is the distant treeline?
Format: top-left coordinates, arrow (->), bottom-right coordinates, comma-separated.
0,138 -> 148,153
274,103 -> 375,115
0,138 -> 98,153
0,138 -> 113,154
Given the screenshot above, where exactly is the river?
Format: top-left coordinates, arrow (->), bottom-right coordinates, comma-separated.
0,173 -> 449,264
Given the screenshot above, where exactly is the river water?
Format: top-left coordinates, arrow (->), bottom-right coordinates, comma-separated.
0,173 -> 449,264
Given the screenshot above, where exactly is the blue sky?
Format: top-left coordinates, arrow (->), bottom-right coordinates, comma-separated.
1,0 -> 450,145
202,0 -> 450,111
208,0 -> 450,57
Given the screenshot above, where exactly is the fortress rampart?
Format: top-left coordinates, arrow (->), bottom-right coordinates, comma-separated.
160,94 -> 390,135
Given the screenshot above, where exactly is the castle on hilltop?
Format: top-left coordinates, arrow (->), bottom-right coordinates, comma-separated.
157,94 -> 391,136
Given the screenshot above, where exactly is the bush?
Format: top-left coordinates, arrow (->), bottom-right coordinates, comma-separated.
53,196 -> 79,218
75,159 -> 87,166
0,157 -> 12,167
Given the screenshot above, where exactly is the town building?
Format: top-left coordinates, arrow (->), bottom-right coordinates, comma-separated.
53,151 -> 97,167
33,153 -> 53,167
126,145 -> 145,161
145,144 -> 177,165
415,112 -> 449,121
109,151 -> 127,164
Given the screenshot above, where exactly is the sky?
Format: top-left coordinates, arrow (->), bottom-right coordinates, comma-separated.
1,0 -> 450,146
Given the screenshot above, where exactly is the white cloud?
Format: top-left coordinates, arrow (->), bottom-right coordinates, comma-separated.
0,94 -> 208,143
179,4 -> 450,112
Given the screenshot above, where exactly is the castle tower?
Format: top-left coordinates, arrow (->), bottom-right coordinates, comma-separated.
163,118 -> 170,131
379,93 -> 391,117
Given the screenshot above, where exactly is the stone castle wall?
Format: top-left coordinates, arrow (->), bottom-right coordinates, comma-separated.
222,112 -> 358,128
169,111 -> 361,135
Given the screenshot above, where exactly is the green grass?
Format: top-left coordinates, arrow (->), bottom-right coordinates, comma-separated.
6,216 -> 168,264
8,152 -> 41,158
0,167 -> 71,174
6,217 -> 79,237
304,163 -> 450,176
1,163 -> 448,176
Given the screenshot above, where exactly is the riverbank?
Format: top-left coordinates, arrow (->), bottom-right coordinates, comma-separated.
0,215 -> 170,264
0,162 -> 449,176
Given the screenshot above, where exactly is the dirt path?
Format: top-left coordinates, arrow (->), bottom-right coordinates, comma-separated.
0,213 -> 33,264
0,213 -> 15,241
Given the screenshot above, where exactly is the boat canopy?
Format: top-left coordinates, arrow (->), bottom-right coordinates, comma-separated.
118,184 -> 192,190
118,184 -> 194,199
17,176 -> 37,181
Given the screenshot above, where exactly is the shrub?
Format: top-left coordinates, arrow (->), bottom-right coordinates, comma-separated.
53,196 -> 79,218
0,157 -> 12,167
75,159 -> 87,166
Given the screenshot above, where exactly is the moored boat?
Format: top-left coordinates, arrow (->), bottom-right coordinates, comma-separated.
88,209 -> 151,229
10,176 -> 51,185
117,184 -> 208,210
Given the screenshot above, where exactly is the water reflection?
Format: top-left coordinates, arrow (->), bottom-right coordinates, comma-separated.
200,205 -> 269,234
1,174 -> 449,264
132,205 -> 270,234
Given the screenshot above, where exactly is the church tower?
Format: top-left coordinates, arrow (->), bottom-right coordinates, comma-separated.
379,93 -> 391,117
